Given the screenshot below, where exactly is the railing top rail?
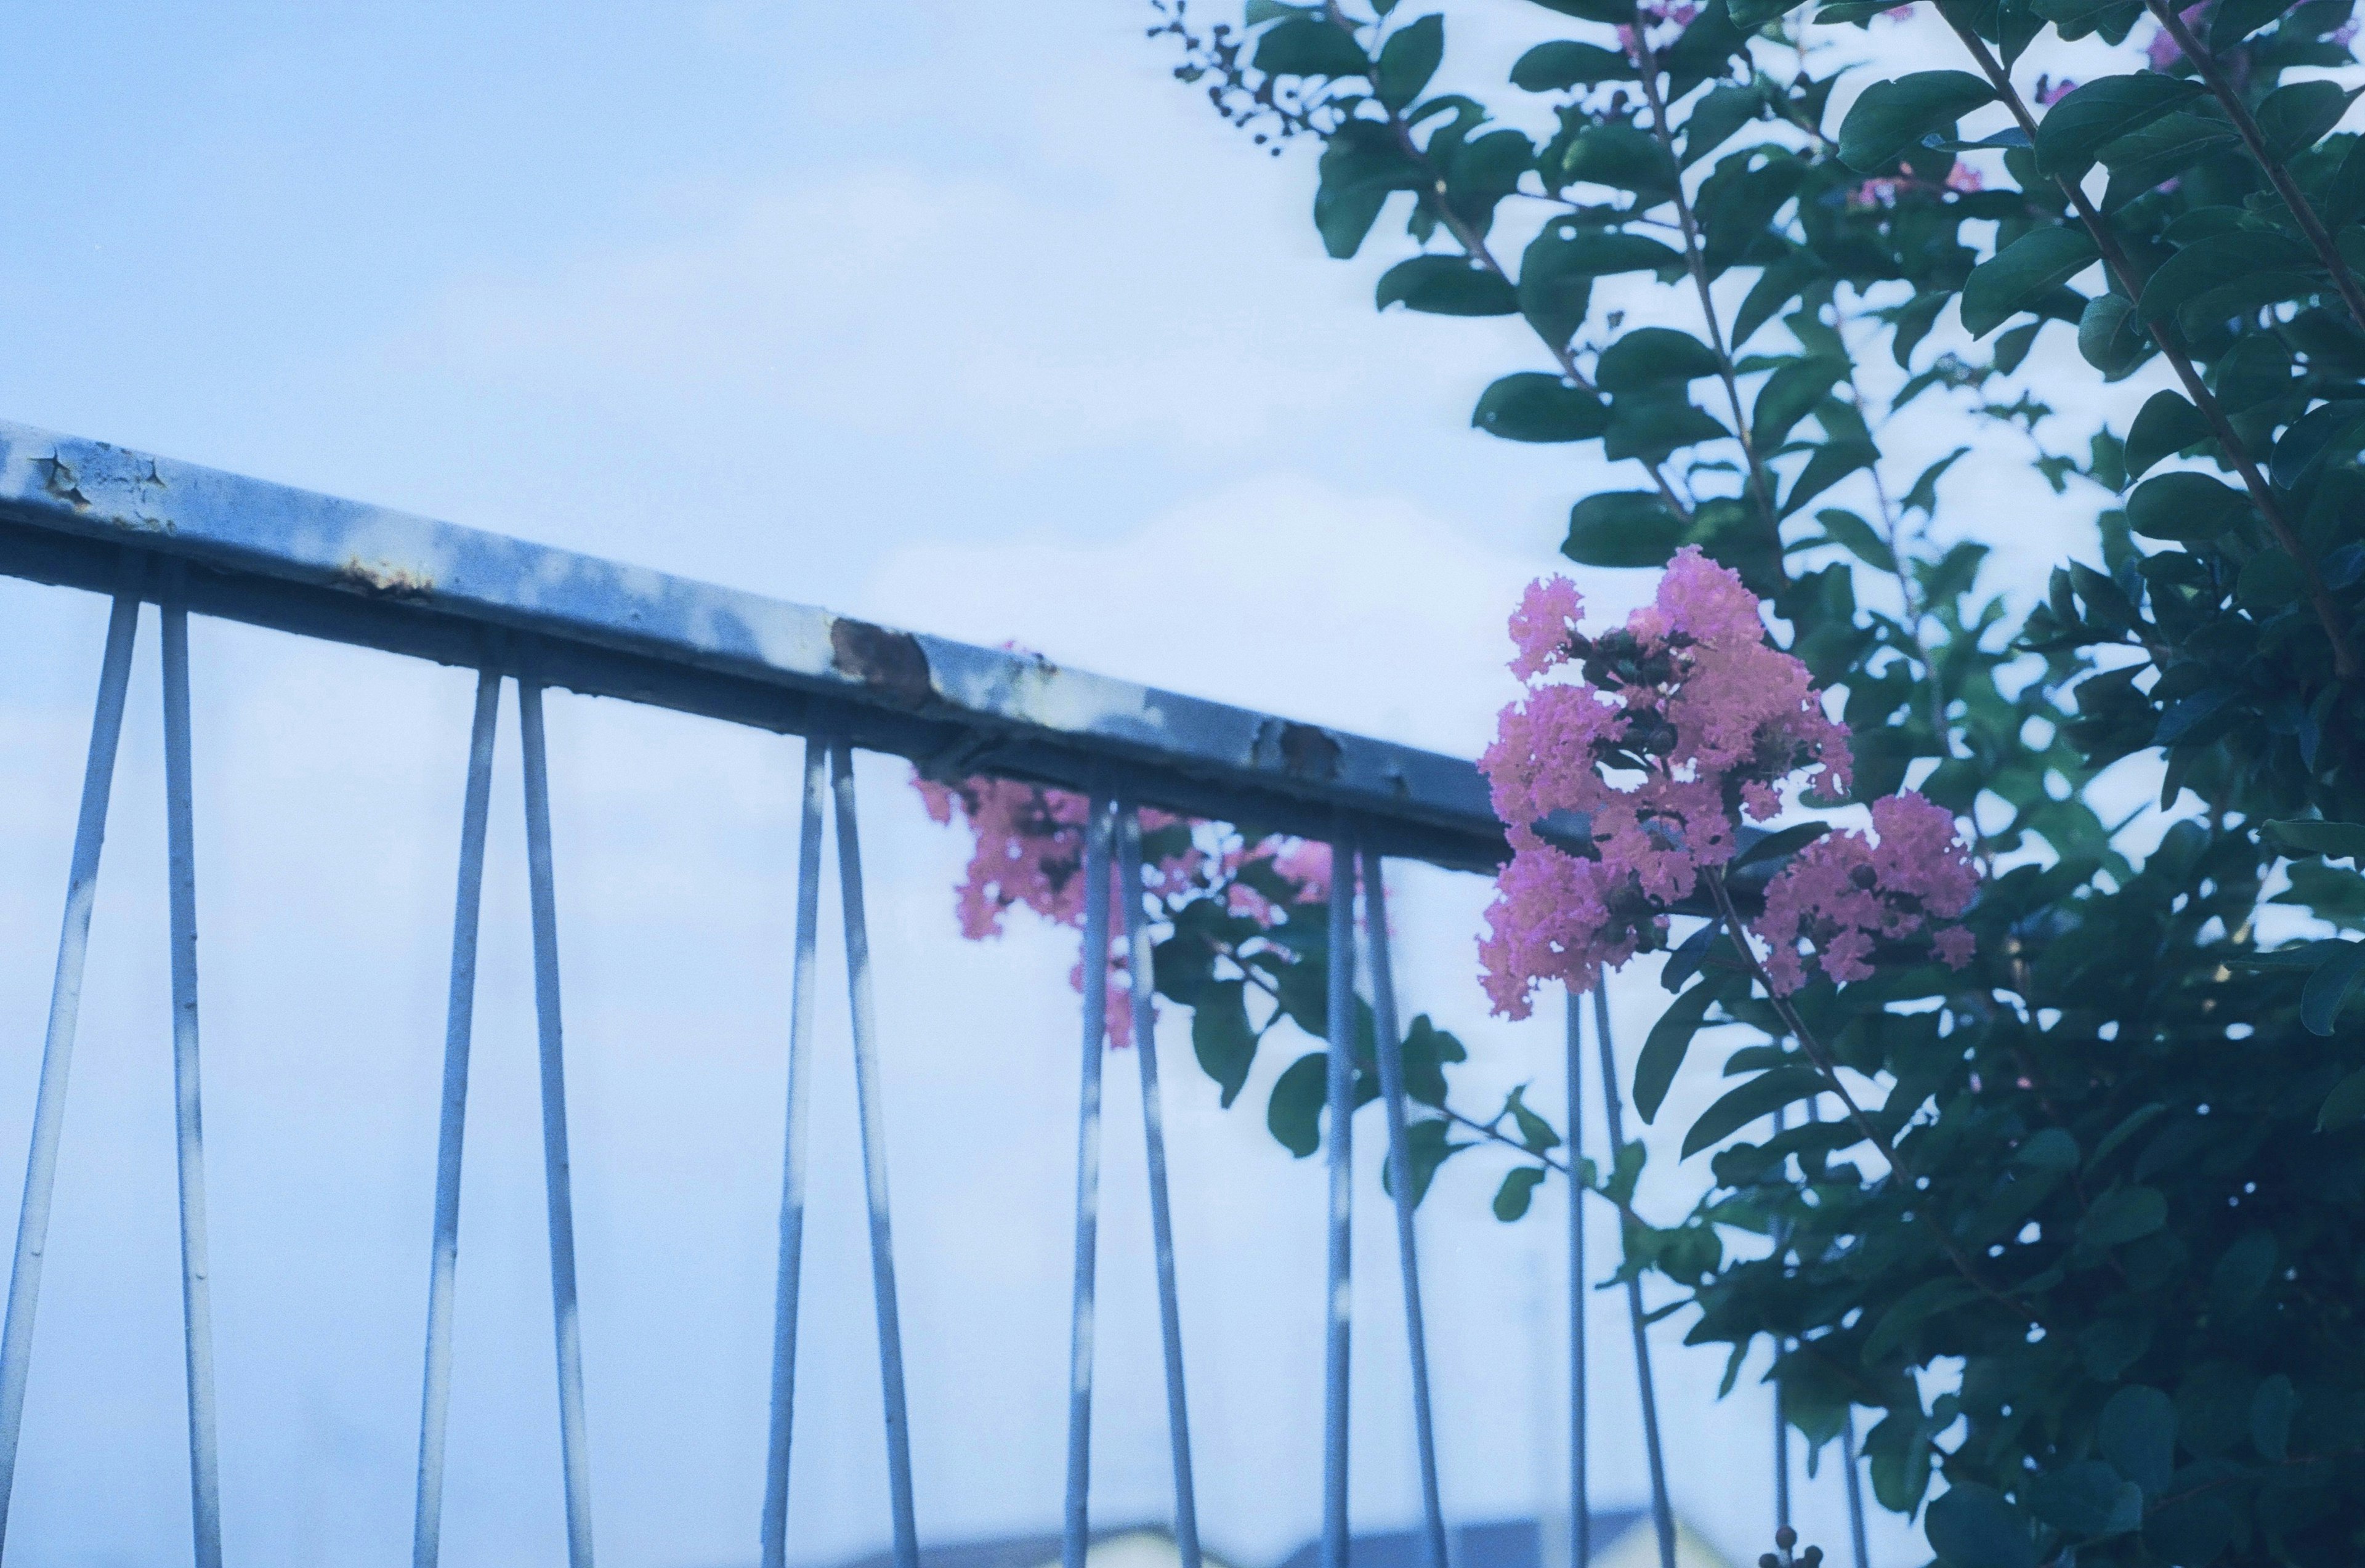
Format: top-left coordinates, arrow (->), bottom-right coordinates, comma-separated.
0,422 -> 1508,871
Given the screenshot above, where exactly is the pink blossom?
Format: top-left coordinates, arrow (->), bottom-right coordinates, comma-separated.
2146,4 -> 2205,70
2037,77 -> 2077,107
1945,163 -> 1984,193
1751,793 -> 1978,993
1478,549 -> 1856,1016
1508,575 -> 1585,679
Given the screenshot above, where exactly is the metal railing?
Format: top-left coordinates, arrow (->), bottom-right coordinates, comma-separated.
0,421 -> 1864,1567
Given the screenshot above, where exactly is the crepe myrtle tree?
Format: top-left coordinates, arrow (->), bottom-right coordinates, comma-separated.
921,0 -> 2365,1560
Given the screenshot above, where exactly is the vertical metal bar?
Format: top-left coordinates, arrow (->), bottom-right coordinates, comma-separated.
1062,796 -> 1115,1568
1357,847 -> 1445,1568
1772,1103 -> 1791,1536
1564,993 -> 1589,1568
1117,807 -> 1202,1568
1590,987 -> 1674,1568
761,740 -> 830,1568
828,740 -> 921,1568
161,596 -> 225,1568
1320,825 -> 1357,1568
1840,1410 -> 1870,1568
413,669 -> 502,1568
0,586 -> 139,1546
519,678 -> 596,1568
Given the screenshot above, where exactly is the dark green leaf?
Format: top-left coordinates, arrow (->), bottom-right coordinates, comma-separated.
2077,291 -> 2150,374
1925,1482 -> 2038,1568
1751,356 -> 1850,448
2098,112 -> 2241,212
1863,1277 -> 1982,1359
1731,821 -> 1833,869
1598,326 -> 1722,389
2271,398 -> 2365,488
1375,15 -> 1444,110
1192,980 -> 1258,1109
2125,471 -> 2250,540
1566,491 -> 1686,567
1961,227 -> 2101,337
1503,1083 -> 1563,1152
1381,1117 -> 1467,1205
2078,1184 -> 2169,1248
1253,17 -> 1372,78
2137,230 -> 2319,323
1729,0 -> 1809,23
2252,1374 -> 2297,1461
1633,980 -> 1721,1125
2257,78 -> 2360,160
1518,224 -> 1599,349
2210,1229 -> 2277,1313
2267,817 -> 2365,860
1524,0 -> 1639,20
2236,547 -> 2301,610
1376,255 -> 1518,315
1683,1065 -> 1824,1157
1815,507 -> 1898,570
2301,938 -> 2365,1034
1510,39 -> 1637,91
1684,84 -> 1765,168
2319,1064 -> 2365,1128
1493,1165 -> 1548,1220
1473,373 -> 1610,442
2124,390 -> 2211,480
2026,1461 -> 2144,1539
1314,125 -> 1422,258
1604,392 -> 1729,463
1837,70 -> 1997,172
1561,122 -> 1680,196
2036,75 -> 2204,176
2175,1360 -> 2255,1457
1268,1051 -> 1329,1157
2099,1384 -> 2175,1493
1781,438 -> 1878,518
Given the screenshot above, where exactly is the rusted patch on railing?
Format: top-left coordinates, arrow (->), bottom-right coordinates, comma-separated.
831,616 -> 933,705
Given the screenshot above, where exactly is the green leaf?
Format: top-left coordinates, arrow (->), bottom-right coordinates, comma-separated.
2137,229 -> 2319,323
1731,821 -> 1832,870
1517,224 -> 1596,349
2235,547 -> 2300,610
1751,356 -> 1850,448
2256,79 -> 2360,160
2266,818 -> 2365,860
1381,1117 -> 1467,1206
1633,980 -> 1721,1125
1682,1065 -> 1824,1158
1493,1165 -> 1548,1220
1524,0 -> 1638,20
2035,75 -> 2204,177
1314,125 -> 1421,258
1604,392 -> 1728,464
2026,1461 -> 2144,1539
1374,14 -> 1444,110
1376,255 -> 1518,316
1836,71 -> 1997,173
2077,292 -> 2149,375
1561,122 -> 1679,197
2124,390 -> 2211,480
2271,398 -> 2365,488
1252,17 -> 1372,78
1815,507 -> 1898,570
2301,938 -> 2365,1035
2125,471 -> 2250,540
1863,1277 -> 1982,1360
2318,1065 -> 2365,1128
1683,84 -> 1765,168
1473,373 -> 1610,442
2099,1384 -> 2175,1493
2078,1184 -> 2168,1248
2098,113 -> 2241,212
1729,0 -> 1809,24
2252,1373 -> 2297,1461
1781,437 -> 1878,518
1598,326 -> 1723,389
1925,1483 -> 2038,1568
1267,1051 -> 1330,1157
1510,39 -> 1637,91
1503,1083 -> 1563,1152
1565,491 -> 1686,567
1960,227 -> 2100,337
1191,980 -> 1258,1109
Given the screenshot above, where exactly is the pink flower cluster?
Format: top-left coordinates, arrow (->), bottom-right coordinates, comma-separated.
1479,551 -> 1975,1015
1754,794 -> 1978,993
915,773 -> 1331,1044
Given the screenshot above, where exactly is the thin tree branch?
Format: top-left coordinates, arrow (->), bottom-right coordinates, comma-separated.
2144,0 -> 2365,338
1941,23 -> 2360,679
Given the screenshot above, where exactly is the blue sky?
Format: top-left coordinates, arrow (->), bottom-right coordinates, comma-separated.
0,2 -> 2184,1564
